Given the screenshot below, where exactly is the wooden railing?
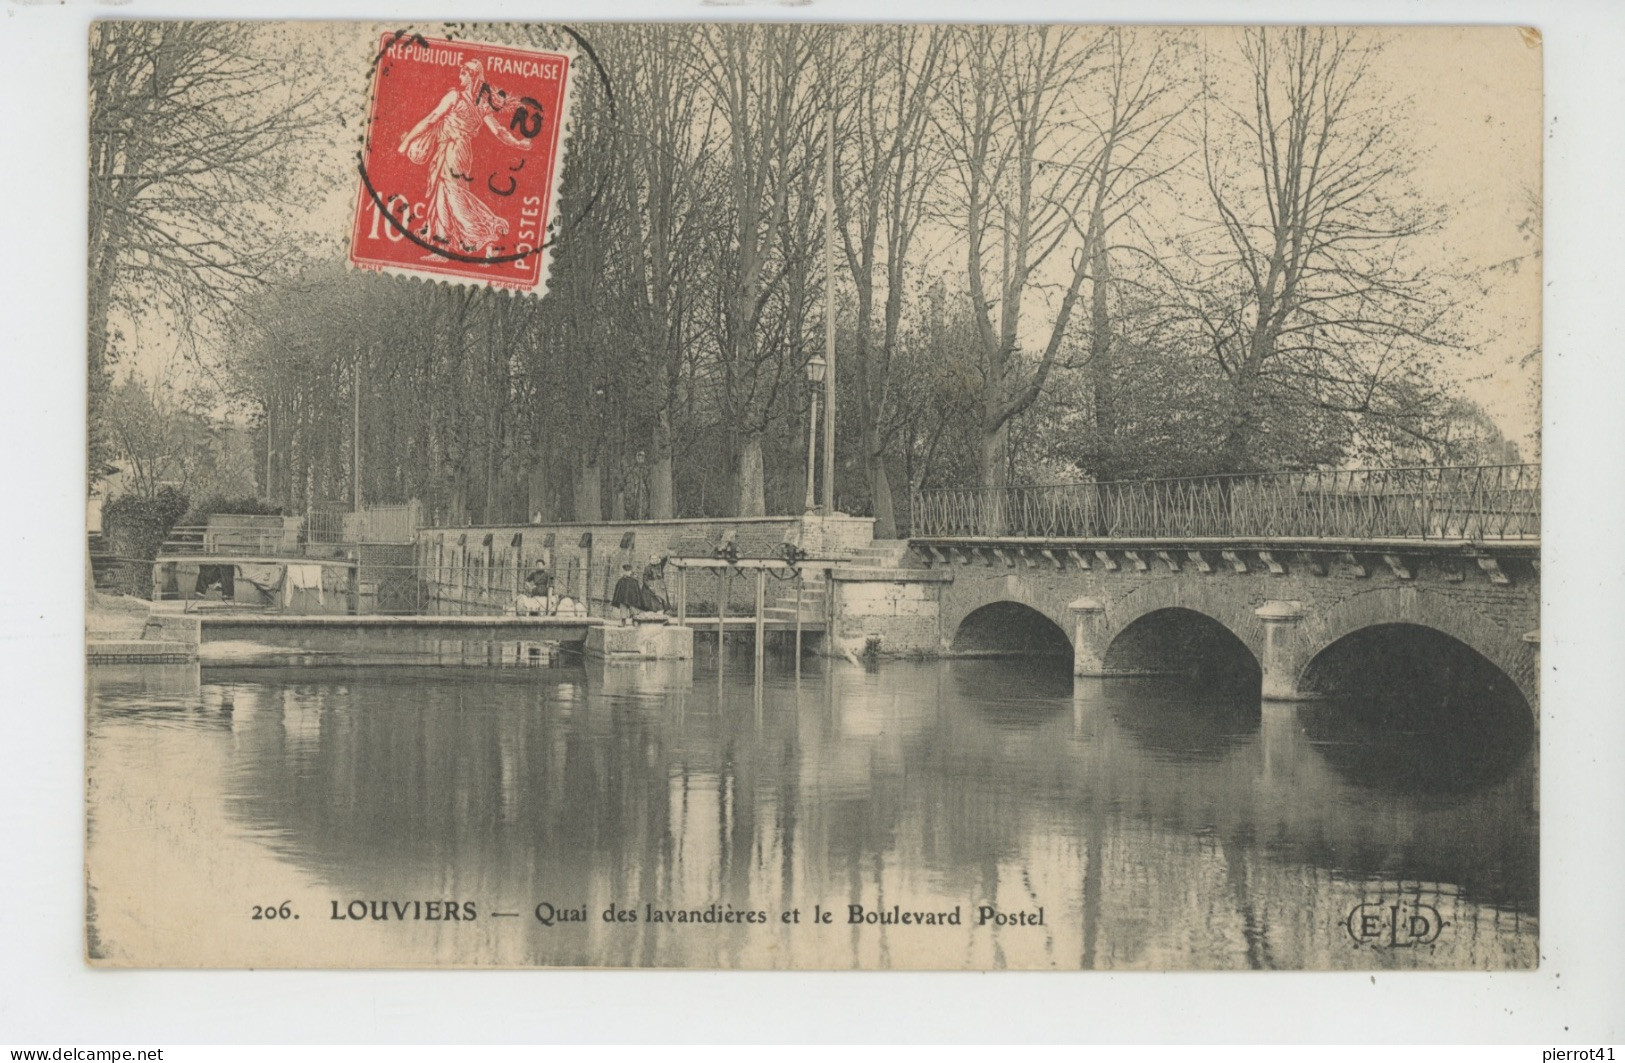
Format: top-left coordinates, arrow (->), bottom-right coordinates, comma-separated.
911,465 -> 1540,542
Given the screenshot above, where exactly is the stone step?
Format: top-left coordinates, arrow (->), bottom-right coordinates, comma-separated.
767,597 -> 824,612
829,565 -> 953,582
87,640 -> 197,662
764,607 -> 822,623
846,542 -> 919,570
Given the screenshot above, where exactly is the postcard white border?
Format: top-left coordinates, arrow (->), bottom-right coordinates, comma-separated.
3,0 -> 1621,1044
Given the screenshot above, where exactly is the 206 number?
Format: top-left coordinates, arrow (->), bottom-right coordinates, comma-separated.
252,902 -> 296,920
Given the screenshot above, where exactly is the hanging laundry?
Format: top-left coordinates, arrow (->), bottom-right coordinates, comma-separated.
283,564 -> 325,608
236,563 -> 285,606
236,563 -> 285,593
193,564 -> 235,599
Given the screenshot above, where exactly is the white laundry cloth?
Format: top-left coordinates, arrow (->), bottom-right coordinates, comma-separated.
283,564 -> 326,607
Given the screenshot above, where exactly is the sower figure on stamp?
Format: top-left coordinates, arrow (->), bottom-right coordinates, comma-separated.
398,59 -> 533,257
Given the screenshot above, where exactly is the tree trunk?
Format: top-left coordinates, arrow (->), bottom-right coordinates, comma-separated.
737,433 -> 766,517
648,412 -> 675,519
526,460 -> 549,524
575,453 -> 602,523
1217,341 -> 1268,474
1087,208 -> 1116,479
980,419 -> 1009,535
865,421 -> 897,539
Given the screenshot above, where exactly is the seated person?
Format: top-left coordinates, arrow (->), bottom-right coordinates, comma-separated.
515,592 -> 551,616
516,564 -> 553,615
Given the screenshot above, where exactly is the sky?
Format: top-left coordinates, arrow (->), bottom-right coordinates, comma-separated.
1377,26 -> 1542,448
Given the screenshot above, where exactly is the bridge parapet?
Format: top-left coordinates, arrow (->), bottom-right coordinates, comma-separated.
913,465 -> 1539,542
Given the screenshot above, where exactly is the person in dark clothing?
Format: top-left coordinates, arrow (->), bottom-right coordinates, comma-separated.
640,554 -> 668,612
611,563 -> 645,624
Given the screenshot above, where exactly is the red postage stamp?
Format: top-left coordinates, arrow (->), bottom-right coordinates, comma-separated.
349,33 -> 573,294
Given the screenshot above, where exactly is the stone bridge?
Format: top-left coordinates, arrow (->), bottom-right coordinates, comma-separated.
833,467 -> 1542,715
900,538 -> 1540,711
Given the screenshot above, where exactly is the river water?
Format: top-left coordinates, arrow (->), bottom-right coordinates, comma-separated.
86,646 -> 1537,969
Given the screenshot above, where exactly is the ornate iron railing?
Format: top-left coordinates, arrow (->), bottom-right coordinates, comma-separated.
911,465 -> 1540,542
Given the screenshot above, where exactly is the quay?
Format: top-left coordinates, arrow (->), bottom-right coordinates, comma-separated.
90,465 -> 1540,711
199,613 -> 603,641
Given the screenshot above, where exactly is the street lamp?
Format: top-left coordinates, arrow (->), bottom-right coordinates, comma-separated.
804,353 -> 827,514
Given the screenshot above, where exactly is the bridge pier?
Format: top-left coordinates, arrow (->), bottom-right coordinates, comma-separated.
1069,597 -> 1109,677
1255,600 -> 1313,701
1259,699 -> 1306,785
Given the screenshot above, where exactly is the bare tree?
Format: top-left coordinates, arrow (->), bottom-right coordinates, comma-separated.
102,377 -> 207,499
1072,31 -> 1189,481
832,26 -> 947,538
1182,27 -> 1457,472
936,26 -> 1169,495
694,24 -> 828,517
88,22 -> 326,483
609,25 -> 718,518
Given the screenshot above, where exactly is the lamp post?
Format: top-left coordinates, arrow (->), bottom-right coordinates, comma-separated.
822,104 -> 837,518
804,353 -> 827,514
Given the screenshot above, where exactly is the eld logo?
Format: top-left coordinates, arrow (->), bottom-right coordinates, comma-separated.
1343,900 -> 1446,948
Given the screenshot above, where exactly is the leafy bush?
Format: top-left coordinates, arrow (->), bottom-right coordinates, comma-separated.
185,494 -> 285,524
103,486 -> 190,562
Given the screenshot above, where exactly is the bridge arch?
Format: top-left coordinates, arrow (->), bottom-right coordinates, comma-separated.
951,600 -> 1072,656
938,578 -> 1074,657
1293,586 -> 1537,716
1102,607 -> 1262,690
1099,579 -> 1265,666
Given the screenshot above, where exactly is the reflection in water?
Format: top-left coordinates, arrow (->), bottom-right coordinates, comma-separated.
1101,678 -> 1260,759
1301,697 -> 1534,797
86,653 -> 1537,969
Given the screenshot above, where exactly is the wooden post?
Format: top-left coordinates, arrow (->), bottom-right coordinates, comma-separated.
794,573 -> 803,668
824,566 -> 835,645
353,354 -> 363,515
676,565 -> 688,625
717,569 -> 727,651
753,568 -> 766,671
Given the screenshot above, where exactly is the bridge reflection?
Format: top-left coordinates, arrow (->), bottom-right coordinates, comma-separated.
82,653 -> 1538,969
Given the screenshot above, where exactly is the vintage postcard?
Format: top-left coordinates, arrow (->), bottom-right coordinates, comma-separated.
84,21 -> 1542,970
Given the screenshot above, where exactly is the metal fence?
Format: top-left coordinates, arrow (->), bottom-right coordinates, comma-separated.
308,503 -> 421,546
911,465 -> 1540,542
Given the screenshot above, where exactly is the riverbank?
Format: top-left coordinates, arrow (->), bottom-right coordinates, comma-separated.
85,592 -> 151,639
86,592 -> 195,662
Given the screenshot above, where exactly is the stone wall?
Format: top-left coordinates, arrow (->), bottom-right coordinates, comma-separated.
416,514 -> 874,614
826,570 -> 953,657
